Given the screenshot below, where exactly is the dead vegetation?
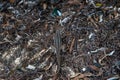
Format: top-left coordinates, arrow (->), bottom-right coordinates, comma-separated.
0,0 -> 120,80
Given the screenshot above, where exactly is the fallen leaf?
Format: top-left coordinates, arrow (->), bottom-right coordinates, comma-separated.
107,76 -> 120,80
95,3 -> 102,7
33,74 -> 43,80
71,74 -> 85,80
43,3 -> 47,10
89,65 -> 100,71
68,0 -> 80,5
9,0 -> 15,3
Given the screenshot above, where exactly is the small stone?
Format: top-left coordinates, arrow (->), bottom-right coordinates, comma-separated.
82,67 -> 87,72
15,57 -> 21,65
26,65 -> 36,70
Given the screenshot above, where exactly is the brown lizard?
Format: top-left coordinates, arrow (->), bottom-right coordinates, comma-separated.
54,29 -> 61,77
45,29 -> 61,79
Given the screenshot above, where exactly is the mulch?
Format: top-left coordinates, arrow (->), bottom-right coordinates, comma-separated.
0,0 -> 120,80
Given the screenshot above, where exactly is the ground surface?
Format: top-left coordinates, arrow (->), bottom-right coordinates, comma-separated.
0,0 -> 120,80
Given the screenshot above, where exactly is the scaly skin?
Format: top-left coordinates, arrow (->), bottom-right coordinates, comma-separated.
55,29 -> 61,75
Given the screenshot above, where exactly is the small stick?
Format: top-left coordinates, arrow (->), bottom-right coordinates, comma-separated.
69,37 -> 75,53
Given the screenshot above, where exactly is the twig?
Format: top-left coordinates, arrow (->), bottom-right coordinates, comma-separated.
69,37 -> 75,53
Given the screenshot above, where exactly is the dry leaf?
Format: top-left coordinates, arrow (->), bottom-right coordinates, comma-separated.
68,0 -> 80,5
9,0 -> 15,3
43,3 -> 47,10
89,65 -> 100,71
71,74 -> 86,80
44,62 -> 53,70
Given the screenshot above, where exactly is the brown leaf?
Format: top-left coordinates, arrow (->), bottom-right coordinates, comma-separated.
9,0 -> 15,3
71,74 -> 85,80
89,65 -> 100,71
68,0 -> 80,5
71,73 -> 92,80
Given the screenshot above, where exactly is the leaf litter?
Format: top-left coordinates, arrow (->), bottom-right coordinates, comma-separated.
0,0 -> 120,80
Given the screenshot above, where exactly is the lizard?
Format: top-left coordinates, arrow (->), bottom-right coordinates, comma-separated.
54,29 -> 61,75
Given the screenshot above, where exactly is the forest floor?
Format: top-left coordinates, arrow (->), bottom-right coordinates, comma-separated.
0,0 -> 120,80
